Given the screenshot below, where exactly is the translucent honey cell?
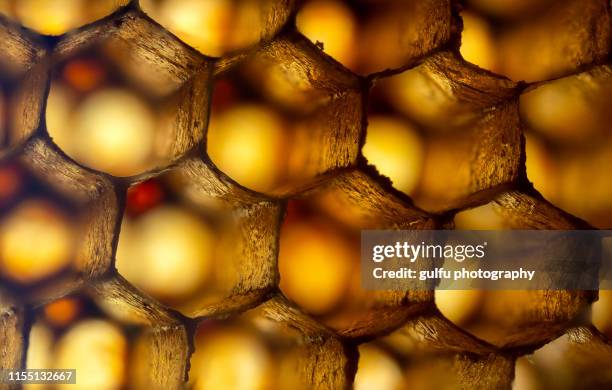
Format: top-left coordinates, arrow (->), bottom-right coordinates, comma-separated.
206,96 -> 288,192
362,115 -> 423,196
45,6 -> 213,177
140,0 -> 293,57
0,0 -> 129,35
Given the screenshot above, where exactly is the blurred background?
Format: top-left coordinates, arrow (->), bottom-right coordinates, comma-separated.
1,0 -> 612,389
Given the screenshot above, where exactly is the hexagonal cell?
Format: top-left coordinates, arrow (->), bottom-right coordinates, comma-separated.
116,158 -> 283,318
140,0 -> 293,58
375,312 -> 514,389
513,327 -> 612,389
0,17 -> 47,154
449,191 -> 594,348
209,31 -> 364,195
46,8 -> 213,177
365,51 -> 523,208
25,279 -> 189,389
0,139 -> 118,300
296,0 -> 459,74
496,0 -> 611,82
278,168 -> 436,339
0,0 -> 129,35
188,295 -> 356,389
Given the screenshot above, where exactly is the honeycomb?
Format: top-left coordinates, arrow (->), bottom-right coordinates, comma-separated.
1,0 -> 612,389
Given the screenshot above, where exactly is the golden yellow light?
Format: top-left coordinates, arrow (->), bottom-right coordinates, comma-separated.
435,290 -> 483,325
384,68 -> 456,128
279,221 -> 354,315
469,0 -> 538,19
45,83 -> 75,151
354,345 -> 404,390
116,205 -> 215,300
190,328 -> 271,390
296,0 -> 357,67
47,87 -> 156,177
141,0 -> 232,57
54,320 -> 127,390
0,0 -> 9,15
520,79 -> 608,144
454,203 -> 506,230
6,0 -> 126,35
207,104 -> 285,192
14,0 -> 83,35
363,116 -> 423,195
357,11 -> 416,74
524,133 -> 558,202
0,200 -> 75,283
592,290 -> 612,336
555,142 -> 612,228
460,11 -> 497,71
26,323 -> 53,371
513,357 -> 541,390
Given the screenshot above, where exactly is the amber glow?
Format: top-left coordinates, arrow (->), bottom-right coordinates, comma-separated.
524,133 -> 558,202
0,0 -> 9,14
354,345 -> 404,390
207,104 -> 285,192
55,320 -> 127,390
14,0 -> 83,35
25,323 -> 54,390
454,203 -> 506,230
0,165 -> 21,202
296,0 -> 357,68
513,357 -> 541,390
363,116 -> 423,195
435,290 -> 483,325
357,10 -> 415,74
279,221 -> 354,315
63,59 -> 106,92
460,12 -> 497,71
557,142 -> 612,227
469,0 -> 540,18
190,328 -> 271,390
146,0 -> 230,56
141,0 -> 266,57
44,298 -> 80,327
126,179 -> 165,216
116,205 -> 215,300
8,0 -> 125,35
46,87 -> 156,176
520,79 -> 610,144
385,68 -> 457,128
0,200 -> 75,283
592,289 -> 612,336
